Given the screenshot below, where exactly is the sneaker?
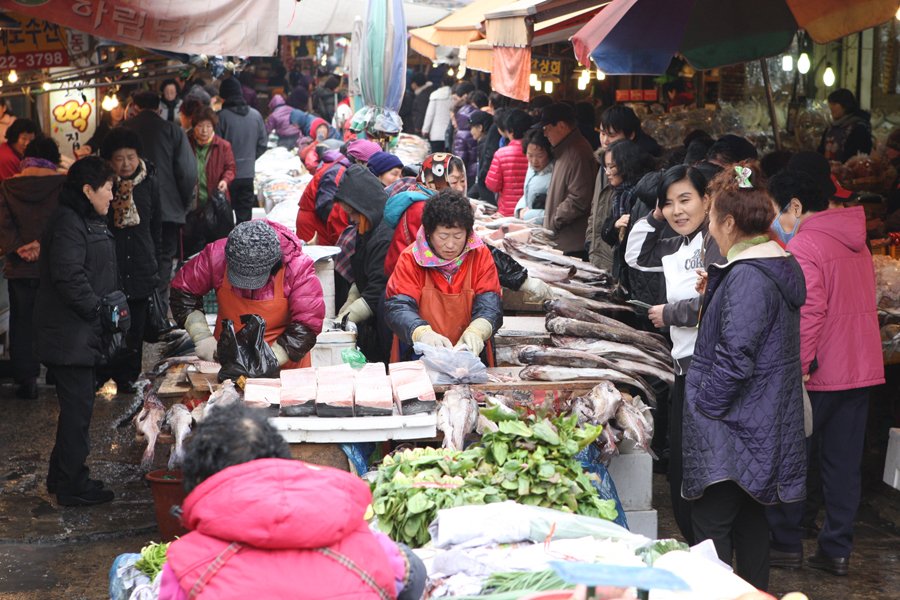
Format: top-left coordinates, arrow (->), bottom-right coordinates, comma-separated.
57,487 -> 114,507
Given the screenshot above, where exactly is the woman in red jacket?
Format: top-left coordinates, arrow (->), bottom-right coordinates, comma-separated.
185,107 -> 237,256
385,189 -> 502,364
485,109 -> 532,216
158,402 -> 425,600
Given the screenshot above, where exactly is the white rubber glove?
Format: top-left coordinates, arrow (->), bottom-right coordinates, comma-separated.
519,277 -> 554,303
185,310 -> 217,360
194,336 -> 218,361
411,325 -> 453,349
337,297 -> 373,324
271,341 -> 289,366
453,318 -> 493,356
337,283 -> 362,316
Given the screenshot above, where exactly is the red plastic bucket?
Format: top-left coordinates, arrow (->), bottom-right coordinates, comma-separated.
145,469 -> 189,541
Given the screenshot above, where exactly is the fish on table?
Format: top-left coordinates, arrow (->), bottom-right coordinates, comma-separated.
438,385 -> 478,451
519,365 -> 656,407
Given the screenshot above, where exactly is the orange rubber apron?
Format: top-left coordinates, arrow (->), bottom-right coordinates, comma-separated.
390,263 -> 494,365
214,268 -> 311,369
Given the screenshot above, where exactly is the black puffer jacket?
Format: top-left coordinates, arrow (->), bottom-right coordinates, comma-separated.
110,161 -> 163,299
35,188 -> 118,366
334,164 -> 389,361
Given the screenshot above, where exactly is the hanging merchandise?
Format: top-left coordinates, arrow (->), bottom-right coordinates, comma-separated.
350,0 -> 407,138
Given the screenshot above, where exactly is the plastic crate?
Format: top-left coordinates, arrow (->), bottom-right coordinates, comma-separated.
202,291 -> 218,315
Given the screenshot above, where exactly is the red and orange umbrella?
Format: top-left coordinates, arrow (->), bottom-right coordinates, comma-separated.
572,0 -> 900,75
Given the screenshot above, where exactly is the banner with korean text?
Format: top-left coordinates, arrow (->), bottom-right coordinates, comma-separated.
8,0 -> 279,57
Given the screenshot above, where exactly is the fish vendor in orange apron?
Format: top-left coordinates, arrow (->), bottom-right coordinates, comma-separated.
385,189 -> 502,365
170,220 -> 325,369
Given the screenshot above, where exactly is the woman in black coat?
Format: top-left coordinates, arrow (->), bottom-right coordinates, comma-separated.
99,128 -> 164,389
36,156 -> 118,506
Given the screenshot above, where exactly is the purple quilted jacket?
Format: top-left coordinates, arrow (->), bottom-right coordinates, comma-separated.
453,103 -> 478,183
683,242 -> 807,505
265,95 -> 300,138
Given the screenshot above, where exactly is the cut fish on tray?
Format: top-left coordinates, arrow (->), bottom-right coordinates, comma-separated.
389,361 -> 436,415
316,363 -> 355,417
354,373 -> 394,416
280,367 -> 317,417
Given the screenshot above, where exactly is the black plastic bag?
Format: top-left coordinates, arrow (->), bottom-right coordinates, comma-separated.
143,288 -> 174,343
98,331 -> 129,367
217,314 -> 280,382
202,190 -> 235,242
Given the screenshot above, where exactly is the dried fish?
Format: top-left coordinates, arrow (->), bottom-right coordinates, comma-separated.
519,344 -> 674,386
519,365 -> 656,406
615,395 -> 656,458
550,336 -> 672,372
545,298 -> 669,347
545,316 -> 670,357
504,238 -> 609,276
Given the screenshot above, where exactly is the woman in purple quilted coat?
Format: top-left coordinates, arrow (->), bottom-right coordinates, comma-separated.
683,163 -> 807,592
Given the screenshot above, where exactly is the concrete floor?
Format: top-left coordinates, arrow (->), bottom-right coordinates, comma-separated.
1,379 -> 898,599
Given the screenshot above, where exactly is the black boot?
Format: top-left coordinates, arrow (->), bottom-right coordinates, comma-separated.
15,379 -> 38,400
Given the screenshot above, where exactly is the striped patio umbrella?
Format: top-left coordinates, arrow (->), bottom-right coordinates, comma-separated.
572,0 -> 900,75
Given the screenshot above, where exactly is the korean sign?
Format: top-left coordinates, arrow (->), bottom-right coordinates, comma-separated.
49,88 -> 96,158
531,57 -> 562,77
9,0 -> 279,57
0,14 -> 69,71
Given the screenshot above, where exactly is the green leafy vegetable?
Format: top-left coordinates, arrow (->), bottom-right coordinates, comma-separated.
134,541 -> 170,579
370,411 -> 618,547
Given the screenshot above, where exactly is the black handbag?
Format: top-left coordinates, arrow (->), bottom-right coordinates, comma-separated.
144,289 -> 174,343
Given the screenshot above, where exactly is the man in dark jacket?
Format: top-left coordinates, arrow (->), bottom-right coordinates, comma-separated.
312,75 -> 340,125
818,88 -> 872,163
410,73 -> 434,135
122,90 -> 197,311
0,138 -> 65,398
216,77 -> 267,224
333,165 -> 389,362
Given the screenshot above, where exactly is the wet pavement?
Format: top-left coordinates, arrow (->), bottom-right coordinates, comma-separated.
1,378 -> 898,599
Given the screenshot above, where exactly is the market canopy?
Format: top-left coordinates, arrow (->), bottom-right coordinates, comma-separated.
468,0 -> 607,101
409,0 -> 513,52
278,0 -> 449,35
10,0 -> 280,57
571,0 -> 900,75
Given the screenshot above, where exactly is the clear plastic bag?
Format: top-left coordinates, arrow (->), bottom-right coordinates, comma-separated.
413,342 -> 489,384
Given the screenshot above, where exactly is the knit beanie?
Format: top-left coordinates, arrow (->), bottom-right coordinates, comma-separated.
225,221 -> 282,290
346,139 -> 381,163
219,77 -> 243,101
367,151 -> 404,177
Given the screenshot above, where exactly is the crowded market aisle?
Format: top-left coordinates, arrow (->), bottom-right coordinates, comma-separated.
0,381 -> 897,599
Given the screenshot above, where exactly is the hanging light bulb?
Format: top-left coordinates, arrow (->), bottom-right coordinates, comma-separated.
823,65 -> 836,87
101,93 -> 119,111
529,73 -> 538,86
782,55 -> 793,72
533,78 -> 542,91
797,53 -> 810,74
42,81 -> 51,91
896,5 -> 900,20
595,68 -> 606,81
447,68 -> 455,77
432,62 -> 438,68
457,65 -> 466,79
8,70 -> 17,83
544,80 -> 553,94
577,78 -> 588,91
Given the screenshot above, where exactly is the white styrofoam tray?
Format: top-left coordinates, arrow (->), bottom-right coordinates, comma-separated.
270,412 -> 437,443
